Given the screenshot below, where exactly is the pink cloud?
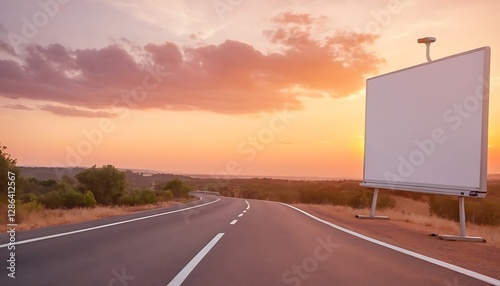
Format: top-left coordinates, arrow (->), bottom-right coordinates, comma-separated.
271,11 -> 315,25
144,42 -> 183,68
0,12 -> 382,116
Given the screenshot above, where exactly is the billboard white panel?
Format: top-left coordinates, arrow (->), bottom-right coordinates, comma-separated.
361,47 -> 490,197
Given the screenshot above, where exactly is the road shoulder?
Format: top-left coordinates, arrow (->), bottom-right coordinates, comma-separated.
293,204 -> 500,280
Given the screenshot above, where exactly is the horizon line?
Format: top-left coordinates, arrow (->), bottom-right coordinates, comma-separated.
17,165 -> 500,180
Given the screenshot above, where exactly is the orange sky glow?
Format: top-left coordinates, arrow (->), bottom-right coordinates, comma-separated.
0,0 -> 499,179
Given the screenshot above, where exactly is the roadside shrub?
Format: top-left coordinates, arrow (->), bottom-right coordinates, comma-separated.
40,190 -> 96,209
139,190 -> 158,204
429,195 -> 500,226
347,192 -> 372,209
17,199 -> 45,224
61,191 -> 86,208
118,194 -> 135,206
299,189 -> 349,205
20,193 -> 38,204
21,200 -> 45,212
467,200 -> 500,225
377,193 -> 397,209
299,189 -> 327,204
118,194 -> 134,206
429,196 -> 459,221
40,191 -> 65,209
299,188 -> 396,210
164,179 -> 190,198
390,190 -> 426,201
83,191 -> 97,208
156,189 -> 173,201
18,194 -> 44,213
346,191 -> 395,209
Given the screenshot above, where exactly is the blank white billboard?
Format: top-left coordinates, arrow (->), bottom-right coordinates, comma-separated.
361,47 -> 490,197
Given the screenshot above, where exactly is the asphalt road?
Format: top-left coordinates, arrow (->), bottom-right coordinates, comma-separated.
0,193 -> 498,286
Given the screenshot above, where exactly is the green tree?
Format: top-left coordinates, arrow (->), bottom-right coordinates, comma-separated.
61,191 -> 85,208
75,165 -> 126,205
139,190 -> 158,204
156,189 -> 173,201
40,191 -> 65,209
0,144 -> 21,202
164,179 -> 190,198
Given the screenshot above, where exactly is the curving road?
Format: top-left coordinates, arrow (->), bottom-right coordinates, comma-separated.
0,193 -> 498,286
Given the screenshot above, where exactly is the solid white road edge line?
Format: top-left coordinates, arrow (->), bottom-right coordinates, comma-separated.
282,203 -> 500,286
0,198 -> 221,249
166,233 -> 225,286
230,220 -> 238,225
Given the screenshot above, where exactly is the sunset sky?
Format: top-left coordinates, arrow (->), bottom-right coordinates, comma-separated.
0,0 -> 499,179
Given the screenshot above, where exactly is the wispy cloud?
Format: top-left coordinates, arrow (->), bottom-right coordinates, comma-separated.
4,103 -> 33,110
38,104 -> 117,118
102,0 -> 212,36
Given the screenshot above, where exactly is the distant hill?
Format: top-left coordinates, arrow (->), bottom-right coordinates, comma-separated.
19,167 -> 86,180
18,166 -> 194,190
188,174 -> 352,181
18,166 -> 500,188
123,170 -> 193,190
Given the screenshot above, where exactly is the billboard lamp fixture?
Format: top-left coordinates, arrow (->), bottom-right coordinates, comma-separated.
417,36 -> 436,62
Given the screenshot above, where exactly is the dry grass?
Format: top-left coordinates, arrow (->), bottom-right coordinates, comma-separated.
0,199 -> 193,232
386,196 -> 500,245
297,196 -> 500,247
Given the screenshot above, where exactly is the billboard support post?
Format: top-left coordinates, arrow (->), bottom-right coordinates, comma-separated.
438,197 -> 485,242
459,196 -> 466,236
355,188 -> 389,220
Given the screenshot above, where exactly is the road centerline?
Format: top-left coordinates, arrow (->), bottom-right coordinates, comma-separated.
166,233 -> 225,286
230,220 -> 238,225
